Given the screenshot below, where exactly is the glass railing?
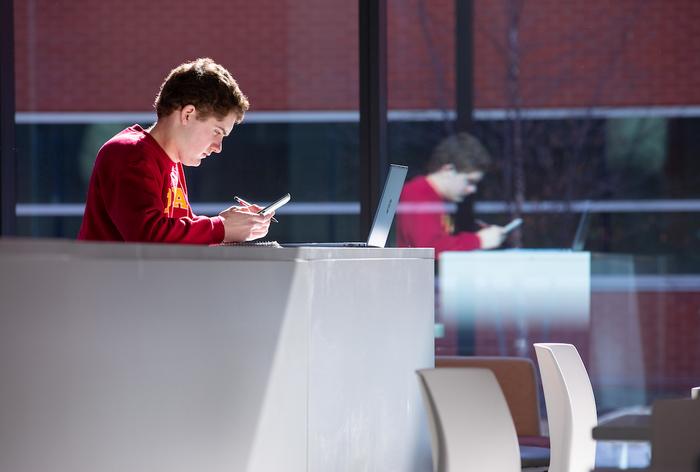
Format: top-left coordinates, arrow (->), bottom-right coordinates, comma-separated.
437,249 -> 700,468
436,250 -> 700,412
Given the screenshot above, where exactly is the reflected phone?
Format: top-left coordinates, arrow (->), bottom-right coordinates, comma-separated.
258,193 -> 291,215
502,218 -> 523,234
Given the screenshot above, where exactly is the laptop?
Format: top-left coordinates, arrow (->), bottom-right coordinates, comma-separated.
283,164 -> 408,248
498,202 -> 590,252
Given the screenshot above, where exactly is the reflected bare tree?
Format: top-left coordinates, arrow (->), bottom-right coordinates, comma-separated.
406,0 -> 654,248
475,0 -> 646,247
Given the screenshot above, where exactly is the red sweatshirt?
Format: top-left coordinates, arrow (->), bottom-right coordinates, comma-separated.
396,175 -> 481,257
77,125 -> 225,244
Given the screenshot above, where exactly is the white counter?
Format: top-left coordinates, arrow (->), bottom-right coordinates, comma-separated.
0,239 -> 434,472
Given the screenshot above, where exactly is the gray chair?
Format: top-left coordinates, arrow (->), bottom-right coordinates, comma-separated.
648,398 -> 700,472
593,398 -> 700,472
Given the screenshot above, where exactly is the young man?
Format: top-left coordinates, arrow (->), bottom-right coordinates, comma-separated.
396,132 -> 506,257
78,58 -> 272,244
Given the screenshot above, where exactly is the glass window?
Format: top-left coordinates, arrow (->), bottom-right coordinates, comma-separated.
387,4 -> 700,456
14,1 -> 360,243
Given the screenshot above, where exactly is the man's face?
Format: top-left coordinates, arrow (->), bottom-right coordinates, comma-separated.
177,107 -> 238,167
441,168 -> 483,202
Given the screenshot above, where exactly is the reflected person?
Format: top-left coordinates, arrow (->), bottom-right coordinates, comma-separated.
396,132 -> 506,257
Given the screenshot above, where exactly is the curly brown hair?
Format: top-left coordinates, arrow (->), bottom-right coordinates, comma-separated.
426,132 -> 492,173
154,58 -> 250,122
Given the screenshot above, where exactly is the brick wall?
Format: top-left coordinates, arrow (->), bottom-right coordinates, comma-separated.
13,0 -> 356,111
475,0 -> 700,108
13,0 -> 700,112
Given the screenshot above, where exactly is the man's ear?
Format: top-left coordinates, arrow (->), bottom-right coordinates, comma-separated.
179,105 -> 196,125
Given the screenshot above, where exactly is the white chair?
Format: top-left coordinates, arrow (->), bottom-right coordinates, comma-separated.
435,356 -> 550,468
416,367 -> 521,472
534,343 -> 597,472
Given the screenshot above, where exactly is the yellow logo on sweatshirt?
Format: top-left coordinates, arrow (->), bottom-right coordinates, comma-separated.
441,214 -> 454,234
164,187 -> 188,215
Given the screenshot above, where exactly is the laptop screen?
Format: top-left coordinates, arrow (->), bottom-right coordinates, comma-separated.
367,164 -> 408,247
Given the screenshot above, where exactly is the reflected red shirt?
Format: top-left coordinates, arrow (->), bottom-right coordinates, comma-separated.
396,175 -> 481,257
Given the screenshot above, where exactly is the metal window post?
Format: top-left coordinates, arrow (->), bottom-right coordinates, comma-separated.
1,0 -> 17,236
359,0 -> 388,236
456,0 -> 476,355
456,0 -> 474,133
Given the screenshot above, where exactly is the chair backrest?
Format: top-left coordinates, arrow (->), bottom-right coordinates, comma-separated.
534,343 -> 597,472
416,368 -> 521,472
435,356 -> 543,437
650,398 -> 700,471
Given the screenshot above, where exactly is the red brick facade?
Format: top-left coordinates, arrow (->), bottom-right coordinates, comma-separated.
13,0 -> 700,112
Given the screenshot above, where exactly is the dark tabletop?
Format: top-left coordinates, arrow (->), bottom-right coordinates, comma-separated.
592,413 -> 651,441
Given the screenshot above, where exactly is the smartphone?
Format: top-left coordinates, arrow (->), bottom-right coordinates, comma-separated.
502,217 -> 523,234
258,193 -> 291,215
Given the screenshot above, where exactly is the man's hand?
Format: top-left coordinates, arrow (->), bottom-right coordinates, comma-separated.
219,205 -> 273,242
476,225 -> 506,250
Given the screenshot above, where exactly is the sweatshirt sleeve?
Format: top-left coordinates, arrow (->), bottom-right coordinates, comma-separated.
102,153 -> 225,244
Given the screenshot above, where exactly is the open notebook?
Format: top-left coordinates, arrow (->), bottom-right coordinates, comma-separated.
282,164 -> 408,248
